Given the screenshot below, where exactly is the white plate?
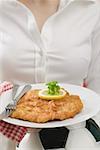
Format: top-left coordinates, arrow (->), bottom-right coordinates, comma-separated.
1,83 -> 100,128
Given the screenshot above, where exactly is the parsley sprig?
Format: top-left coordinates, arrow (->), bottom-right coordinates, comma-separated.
46,81 -> 60,95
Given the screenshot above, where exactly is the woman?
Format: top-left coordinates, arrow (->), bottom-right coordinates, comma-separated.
0,0 -> 100,150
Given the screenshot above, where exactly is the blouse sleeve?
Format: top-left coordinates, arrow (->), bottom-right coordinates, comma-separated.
86,16 -> 100,95
86,14 -> 100,124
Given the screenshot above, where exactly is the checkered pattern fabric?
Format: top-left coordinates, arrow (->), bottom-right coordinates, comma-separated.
0,81 -> 13,95
0,120 -> 27,143
0,81 -> 28,143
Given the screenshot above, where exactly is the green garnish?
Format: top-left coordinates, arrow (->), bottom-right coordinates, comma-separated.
46,81 -> 60,95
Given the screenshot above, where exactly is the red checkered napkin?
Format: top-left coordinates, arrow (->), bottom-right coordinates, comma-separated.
0,81 -> 28,143
0,81 -> 13,95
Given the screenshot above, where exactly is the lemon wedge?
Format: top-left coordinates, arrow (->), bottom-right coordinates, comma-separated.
39,89 -> 66,100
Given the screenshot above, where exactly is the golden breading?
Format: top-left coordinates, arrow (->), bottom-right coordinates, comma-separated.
10,89 -> 83,123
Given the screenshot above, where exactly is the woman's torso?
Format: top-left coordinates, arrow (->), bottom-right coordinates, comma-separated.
0,0 -> 100,85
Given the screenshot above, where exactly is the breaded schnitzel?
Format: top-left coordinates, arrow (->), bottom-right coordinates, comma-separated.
10,89 -> 83,123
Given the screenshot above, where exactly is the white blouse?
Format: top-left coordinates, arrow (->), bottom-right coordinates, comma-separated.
0,0 -> 100,95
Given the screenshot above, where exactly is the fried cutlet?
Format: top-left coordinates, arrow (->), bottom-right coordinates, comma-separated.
10,89 -> 83,123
